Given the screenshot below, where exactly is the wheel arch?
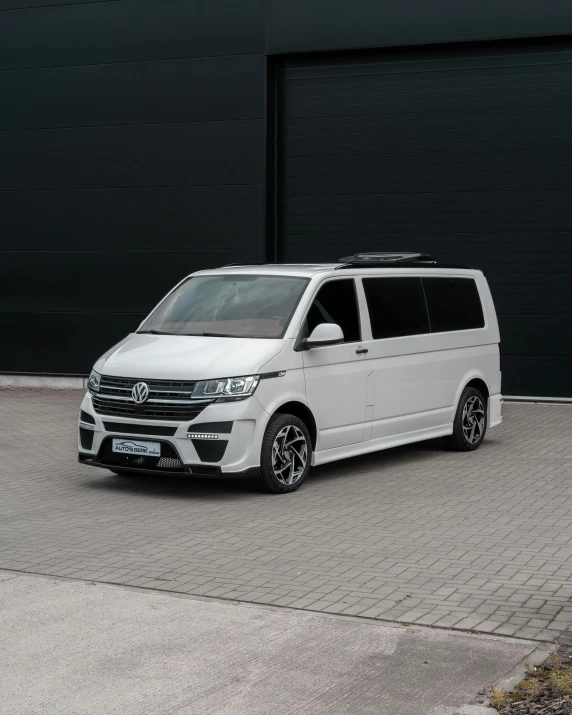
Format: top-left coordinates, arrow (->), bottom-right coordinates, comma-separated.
454,372 -> 491,411
273,401 -> 318,450
465,377 -> 490,402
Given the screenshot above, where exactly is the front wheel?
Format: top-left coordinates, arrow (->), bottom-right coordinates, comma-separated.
255,414 -> 312,494
444,386 -> 487,451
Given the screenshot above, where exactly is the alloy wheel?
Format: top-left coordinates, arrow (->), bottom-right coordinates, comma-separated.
462,395 -> 485,445
271,425 -> 308,486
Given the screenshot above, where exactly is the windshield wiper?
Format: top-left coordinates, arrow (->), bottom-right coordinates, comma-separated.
197,332 -> 240,338
137,329 -> 175,335
137,330 -> 241,337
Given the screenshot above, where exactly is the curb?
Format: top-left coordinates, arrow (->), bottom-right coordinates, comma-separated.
0,375 -> 87,389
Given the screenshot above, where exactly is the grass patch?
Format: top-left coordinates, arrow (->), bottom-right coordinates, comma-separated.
489,685 -> 510,709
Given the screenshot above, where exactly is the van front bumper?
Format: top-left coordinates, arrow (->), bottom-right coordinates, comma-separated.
77,392 -> 268,476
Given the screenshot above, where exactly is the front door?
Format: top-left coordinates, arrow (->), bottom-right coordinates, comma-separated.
302,279 -> 368,451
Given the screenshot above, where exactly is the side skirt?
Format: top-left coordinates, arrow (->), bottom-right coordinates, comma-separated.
312,425 -> 453,467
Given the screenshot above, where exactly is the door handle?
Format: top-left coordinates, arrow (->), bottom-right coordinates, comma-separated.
356,347 -> 368,355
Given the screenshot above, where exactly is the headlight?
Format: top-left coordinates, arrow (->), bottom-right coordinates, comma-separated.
87,370 -> 101,393
192,375 -> 260,402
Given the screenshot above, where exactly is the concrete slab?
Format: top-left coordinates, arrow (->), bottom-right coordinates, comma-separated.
1,572 -> 541,715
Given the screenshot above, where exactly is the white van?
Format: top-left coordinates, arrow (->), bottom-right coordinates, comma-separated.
78,253 -> 502,493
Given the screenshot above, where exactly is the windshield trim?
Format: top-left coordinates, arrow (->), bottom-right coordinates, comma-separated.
138,274 -> 311,340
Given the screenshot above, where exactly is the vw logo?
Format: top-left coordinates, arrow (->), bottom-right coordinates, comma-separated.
132,382 -> 150,404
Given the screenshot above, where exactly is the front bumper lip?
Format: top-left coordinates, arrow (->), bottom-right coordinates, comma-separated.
78,452 -> 260,479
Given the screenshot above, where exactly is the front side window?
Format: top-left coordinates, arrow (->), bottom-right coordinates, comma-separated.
422,277 -> 485,332
139,274 -> 309,339
363,277 -> 430,339
303,279 -> 361,343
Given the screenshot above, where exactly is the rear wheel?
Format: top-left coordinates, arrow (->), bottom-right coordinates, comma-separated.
255,414 -> 312,494
444,386 -> 487,451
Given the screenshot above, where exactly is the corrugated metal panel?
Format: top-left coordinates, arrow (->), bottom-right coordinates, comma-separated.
280,41 -> 572,397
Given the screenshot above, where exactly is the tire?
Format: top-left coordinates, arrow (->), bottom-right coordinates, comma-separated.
255,413 -> 312,494
444,386 -> 487,451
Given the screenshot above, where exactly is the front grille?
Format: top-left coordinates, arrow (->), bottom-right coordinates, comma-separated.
100,375 -> 197,398
192,439 -> 228,463
97,437 -> 184,472
79,427 -> 94,450
103,422 -> 177,437
80,410 -> 95,425
92,375 -> 210,421
189,421 -> 233,434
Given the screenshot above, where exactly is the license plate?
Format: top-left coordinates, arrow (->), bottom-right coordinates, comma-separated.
112,438 -> 161,457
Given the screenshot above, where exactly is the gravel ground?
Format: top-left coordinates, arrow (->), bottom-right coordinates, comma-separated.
492,646 -> 572,714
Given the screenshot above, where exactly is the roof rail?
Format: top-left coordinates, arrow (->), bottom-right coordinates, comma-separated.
221,262 -> 267,268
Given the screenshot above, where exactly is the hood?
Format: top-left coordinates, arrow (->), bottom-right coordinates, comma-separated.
100,333 -> 284,380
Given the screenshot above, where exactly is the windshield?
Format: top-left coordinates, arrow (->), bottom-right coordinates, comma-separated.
139,274 -> 309,338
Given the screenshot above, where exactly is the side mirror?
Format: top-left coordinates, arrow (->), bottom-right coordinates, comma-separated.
304,323 -> 344,349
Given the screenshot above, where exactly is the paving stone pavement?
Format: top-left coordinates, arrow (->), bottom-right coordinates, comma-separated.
1,388 -> 572,642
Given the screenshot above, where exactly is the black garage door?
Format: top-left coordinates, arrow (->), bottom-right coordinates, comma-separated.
279,41 -> 572,398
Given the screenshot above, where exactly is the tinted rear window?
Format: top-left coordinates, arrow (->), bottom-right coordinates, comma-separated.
363,277 -> 430,339
422,277 -> 485,332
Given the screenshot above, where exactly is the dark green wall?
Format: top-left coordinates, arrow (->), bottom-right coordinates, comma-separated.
0,0 -> 266,373
1,0 -> 571,377
269,0 -> 572,53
